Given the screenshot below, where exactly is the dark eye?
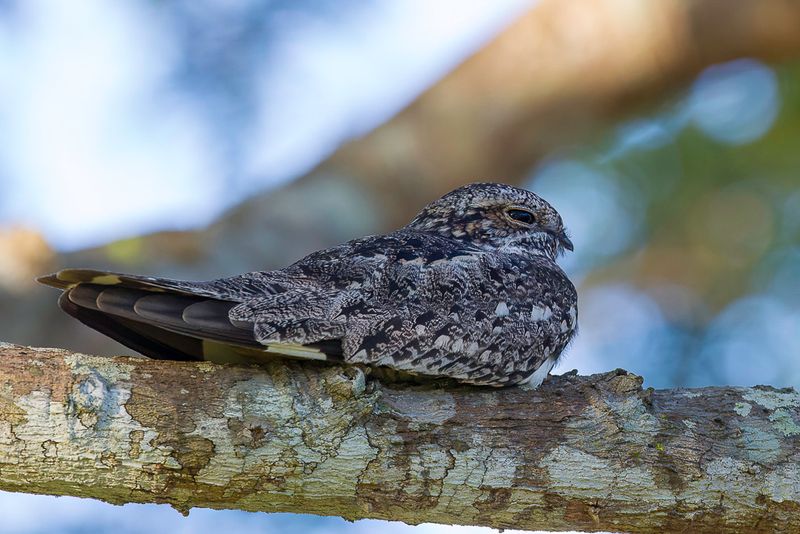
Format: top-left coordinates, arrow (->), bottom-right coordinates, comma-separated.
506,209 -> 535,225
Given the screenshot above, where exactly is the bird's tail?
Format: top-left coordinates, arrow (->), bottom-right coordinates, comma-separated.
38,269 -> 336,364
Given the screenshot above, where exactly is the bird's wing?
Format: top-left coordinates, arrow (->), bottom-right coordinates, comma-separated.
37,268 -> 342,363
37,234 -> 415,362
226,233 -> 436,347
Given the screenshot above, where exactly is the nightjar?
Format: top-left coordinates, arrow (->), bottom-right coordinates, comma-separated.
39,183 -> 577,387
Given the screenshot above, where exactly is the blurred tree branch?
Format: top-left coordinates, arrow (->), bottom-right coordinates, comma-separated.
313,0 -> 800,227
1,342 -> 799,533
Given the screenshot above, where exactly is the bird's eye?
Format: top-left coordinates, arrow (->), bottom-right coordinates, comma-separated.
506,209 -> 535,225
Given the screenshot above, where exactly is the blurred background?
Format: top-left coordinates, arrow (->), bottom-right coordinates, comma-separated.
1,0 -> 799,532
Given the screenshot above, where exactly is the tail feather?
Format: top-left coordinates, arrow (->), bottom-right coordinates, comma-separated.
38,269 -> 209,295
39,269 -> 342,365
58,291 -> 203,361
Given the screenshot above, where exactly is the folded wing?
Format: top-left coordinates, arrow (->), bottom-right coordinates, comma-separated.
38,269 -> 342,363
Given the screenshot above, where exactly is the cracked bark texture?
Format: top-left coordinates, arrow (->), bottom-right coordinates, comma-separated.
0,343 -> 799,533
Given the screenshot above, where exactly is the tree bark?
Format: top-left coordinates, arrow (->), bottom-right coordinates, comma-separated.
1,343 -> 798,532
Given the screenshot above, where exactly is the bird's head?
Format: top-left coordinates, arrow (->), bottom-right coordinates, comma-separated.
406,182 -> 573,259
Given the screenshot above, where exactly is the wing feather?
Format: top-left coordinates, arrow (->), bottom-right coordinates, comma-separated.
40,270 -> 344,363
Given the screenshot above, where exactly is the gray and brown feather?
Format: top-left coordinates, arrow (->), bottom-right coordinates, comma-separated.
38,183 -> 577,387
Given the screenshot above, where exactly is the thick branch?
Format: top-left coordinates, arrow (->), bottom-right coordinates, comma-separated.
1,342 -> 798,533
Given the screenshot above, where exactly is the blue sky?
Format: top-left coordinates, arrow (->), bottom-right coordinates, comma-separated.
0,0 -> 533,250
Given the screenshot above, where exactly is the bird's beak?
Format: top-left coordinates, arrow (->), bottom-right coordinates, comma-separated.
559,232 -> 574,252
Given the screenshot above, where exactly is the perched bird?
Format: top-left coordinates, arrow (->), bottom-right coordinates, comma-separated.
38,183 -> 577,387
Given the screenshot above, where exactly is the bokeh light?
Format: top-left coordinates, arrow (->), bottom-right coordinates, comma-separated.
699,295 -> 800,387
688,59 -> 780,145
527,159 -> 644,277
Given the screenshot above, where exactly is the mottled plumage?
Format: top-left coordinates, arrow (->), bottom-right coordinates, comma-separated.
39,183 -> 577,387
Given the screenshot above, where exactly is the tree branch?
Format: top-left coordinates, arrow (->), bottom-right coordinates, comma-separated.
1,342 -> 798,533
311,0 -> 800,229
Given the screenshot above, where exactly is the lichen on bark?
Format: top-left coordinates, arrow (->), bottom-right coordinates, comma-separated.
1,343 -> 799,533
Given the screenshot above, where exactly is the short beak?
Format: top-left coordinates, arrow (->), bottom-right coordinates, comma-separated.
559,232 -> 574,252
